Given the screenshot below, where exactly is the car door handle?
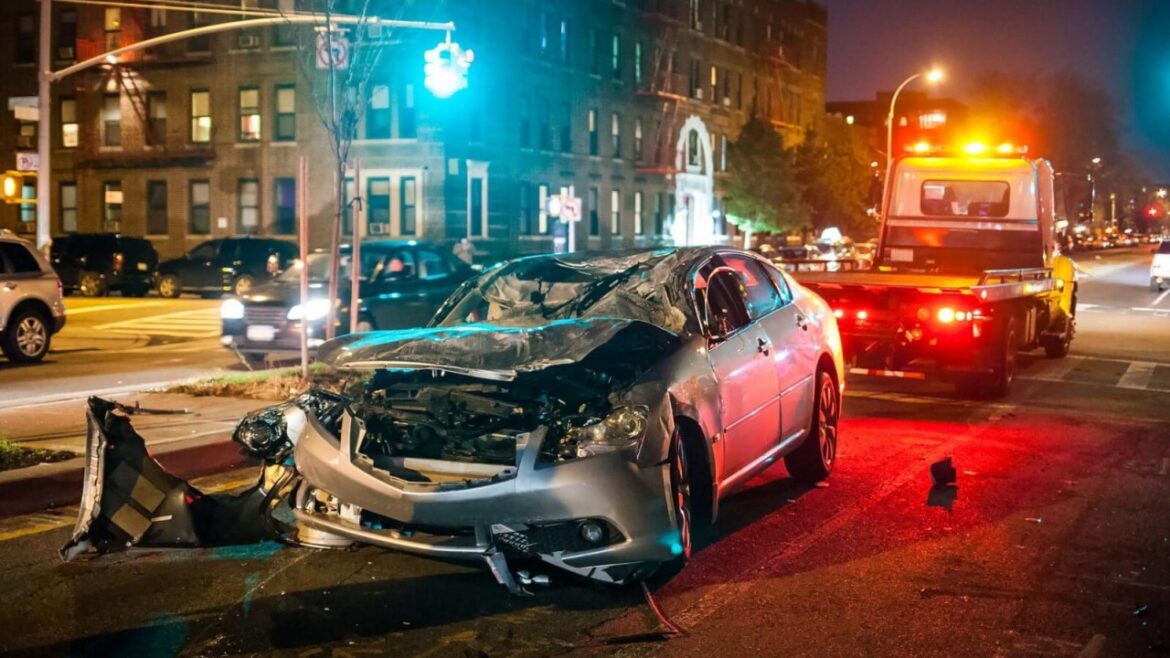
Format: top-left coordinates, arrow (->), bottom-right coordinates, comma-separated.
757,337 -> 771,355
795,314 -> 809,331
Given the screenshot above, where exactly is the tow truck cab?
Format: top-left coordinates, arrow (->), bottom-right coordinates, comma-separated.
798,152 -> 1077,397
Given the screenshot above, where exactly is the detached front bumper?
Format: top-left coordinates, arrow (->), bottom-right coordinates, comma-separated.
292,409 -> 678,584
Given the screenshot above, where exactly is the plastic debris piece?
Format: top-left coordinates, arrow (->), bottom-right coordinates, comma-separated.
1134,604 -> 1150,617
1025,517 -> 1043,524
930,457 -> 958,487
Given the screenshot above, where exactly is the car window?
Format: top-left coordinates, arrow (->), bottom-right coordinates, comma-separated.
693,260 -> 751,338
188,240 -> 221,260
0,242 -> 42,274
417,247 -> 452,280
376,249 -> 416,281
767,267 -> 795,305
721,255 -> 784,320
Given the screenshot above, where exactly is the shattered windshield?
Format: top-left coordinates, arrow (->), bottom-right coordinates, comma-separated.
432,249 -> 693,334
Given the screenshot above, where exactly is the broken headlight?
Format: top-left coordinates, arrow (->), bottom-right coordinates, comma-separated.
552,405 -> 648,461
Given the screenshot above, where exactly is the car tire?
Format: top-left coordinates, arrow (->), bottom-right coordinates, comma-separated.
78,271 -> 108,297
668,428 -> 694,563
233,275 -> 256,297
157,274 -> 181,298
1041,315 -> 1073,359
785,367 -> 839,484
1,308 -> 51,363
959,318 -> 1017,399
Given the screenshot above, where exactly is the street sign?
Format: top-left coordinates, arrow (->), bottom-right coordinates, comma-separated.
316,32 -> 350,70
15,152 -> 38,172
8,96 -> 38,122
561,197 -> 582,222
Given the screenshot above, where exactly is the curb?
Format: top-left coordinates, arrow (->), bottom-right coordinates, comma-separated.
0,439 -> 253,520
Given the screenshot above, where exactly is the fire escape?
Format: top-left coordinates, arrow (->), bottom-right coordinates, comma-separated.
635,0 -> 690,175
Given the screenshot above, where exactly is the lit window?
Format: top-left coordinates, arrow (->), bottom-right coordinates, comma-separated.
191,90 -> 211,143
102,181 -> 122,230
238,87 -> 261,142
60,98 -> 78,148
634,191 -> 644,235
238,179 -> 259,233
274,85 -> 295,141
610,189 -> 621,234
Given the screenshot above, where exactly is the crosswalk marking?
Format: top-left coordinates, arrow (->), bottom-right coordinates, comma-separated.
1117,361 -> 1158,390
1018,356 -> 1170,392
95,308 -> 220,338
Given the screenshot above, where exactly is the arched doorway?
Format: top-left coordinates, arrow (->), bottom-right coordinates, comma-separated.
669,115 -> 717,246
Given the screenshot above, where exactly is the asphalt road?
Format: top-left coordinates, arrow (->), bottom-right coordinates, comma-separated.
0,249 -> 1167,657
0,296 -> 240,408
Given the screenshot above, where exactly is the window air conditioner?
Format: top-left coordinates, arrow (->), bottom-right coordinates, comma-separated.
237,35 -> 260,49
368,223 -> 388,235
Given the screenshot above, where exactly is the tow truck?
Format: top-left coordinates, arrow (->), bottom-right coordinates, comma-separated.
794,144 -> 1077,397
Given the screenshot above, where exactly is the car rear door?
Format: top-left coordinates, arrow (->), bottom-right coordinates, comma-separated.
364,247 -> 430,329
183,240 -> 223,288
698,257 -> 782,483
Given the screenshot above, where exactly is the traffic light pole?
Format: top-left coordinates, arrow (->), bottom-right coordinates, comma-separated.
36,0 -> 51,250
31,8 -> 455,250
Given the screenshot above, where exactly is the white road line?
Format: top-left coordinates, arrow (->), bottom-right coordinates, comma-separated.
1129,307 -> 1170,314
95,308 -> 220,337
1022,356 -> 1085,382
1117,361 -> 1158,390
1154,288 -> 1170,307
63,302 -> 166,315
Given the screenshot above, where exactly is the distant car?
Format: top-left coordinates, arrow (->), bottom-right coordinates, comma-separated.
49,233 -> 158,297
0,231 -> 66,363
1151,241 -> 1170,291
221,240 -> 474,363
157,237 -> 298,298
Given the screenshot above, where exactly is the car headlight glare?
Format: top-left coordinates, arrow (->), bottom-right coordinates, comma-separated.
559,405 -> 649,459
288,298 -> 333,321
221,298 -> 245,320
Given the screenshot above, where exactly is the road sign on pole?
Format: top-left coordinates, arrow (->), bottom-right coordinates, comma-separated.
561,197 -> 582,222
316,32 -> 350,70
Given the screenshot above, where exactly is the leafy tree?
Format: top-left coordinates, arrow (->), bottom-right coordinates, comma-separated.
793,119 -> 874,238
723,117 -> 808,247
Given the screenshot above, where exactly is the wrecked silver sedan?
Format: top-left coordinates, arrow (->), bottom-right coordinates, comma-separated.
63,248 -> 844,591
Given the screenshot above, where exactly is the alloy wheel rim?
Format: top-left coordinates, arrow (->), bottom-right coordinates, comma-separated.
235,278 -> 252,295
160,279 -> 175,296
16,317 -> 46,356
818,376 -> 838,467
673,438 -> 692,559
81,274 -> 99,296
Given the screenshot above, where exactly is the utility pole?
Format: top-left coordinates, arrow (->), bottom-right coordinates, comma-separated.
36,0 -> 51,250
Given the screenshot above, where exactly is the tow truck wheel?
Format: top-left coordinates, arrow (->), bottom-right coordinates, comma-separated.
956,319 -> 1017,399
1041,321 -> 1073,359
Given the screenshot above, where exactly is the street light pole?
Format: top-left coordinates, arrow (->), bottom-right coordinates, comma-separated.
36,0 -> 51,251
885,68 -> 943,186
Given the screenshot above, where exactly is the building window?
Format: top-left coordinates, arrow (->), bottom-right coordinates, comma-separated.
558,18 -> 569,64
634,191 -> 644,235
104,8 -> 120,51
60,98 -> 77,148
690,0 -> 701,30
519,95 -> 531,148
149,8 -> 167,29
588,109 -> 598,156
102,181 -> 122,230
720,134 -> 728,171
634,41 -> 643,86
539,98 -> 552,151
20,179 -> 35,224
269,0 -> 296,46
538,10 -> 551,58
589,28 -> 599,75
710,65 -> 718,103
589,187 -> 599,236
634,117 -> 644,162
238,87 -> 261,142
368,178 -> 391,231
16,13 -> 36,64
367,84 -> 391,139
610,189 -> 621,234
689,58 -> 701,98
654,192 -> 664,235
398,84 -> 416,138
188,12 -> 210,53
274,84 -> 295,141
190,90 -> 211,143
57,9 -> 77,61
537,184 -> 550,234
102,95 -> 121,147
147,92 -> 167,147
17,121 -> 36,150
147,180 -> 168,235
189,180 -> 210,234
611,34 -> 622,79
519,182 -> 533,235
469,177 -> 485,237
400,177 -> 417,235
560,102 -> 572,153
273,178 -> 296,234
238,180 -> 259,233
611,113 -> 622,159
60,182 -> 77,233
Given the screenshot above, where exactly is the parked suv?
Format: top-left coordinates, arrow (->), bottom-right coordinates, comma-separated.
221,240 -> 474,363
1151,240 -> 1170,291
157,237 -> 298,298
50,233 -> 158,297
0,231 -> 66,363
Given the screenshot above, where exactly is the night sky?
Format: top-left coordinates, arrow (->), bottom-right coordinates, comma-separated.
820,0 -> 1170,180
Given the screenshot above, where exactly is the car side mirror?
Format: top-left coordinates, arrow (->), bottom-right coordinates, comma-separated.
702,267 -> 747,342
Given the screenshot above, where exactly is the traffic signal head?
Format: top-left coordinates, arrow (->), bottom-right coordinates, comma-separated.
1,172 -> 21,203
424,38 -> 472,99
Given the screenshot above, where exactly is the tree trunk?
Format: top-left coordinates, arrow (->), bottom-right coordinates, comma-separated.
325,160 -> 343,340
743,227 -> 753,250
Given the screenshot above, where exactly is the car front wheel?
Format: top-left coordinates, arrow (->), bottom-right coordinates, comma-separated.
668,428 -> 694,562
2,309 -> 51,363
157,274 -> 181,298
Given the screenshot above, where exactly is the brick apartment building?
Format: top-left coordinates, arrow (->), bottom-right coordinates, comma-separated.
827,91 -> 970,165
0,0 -> 826,259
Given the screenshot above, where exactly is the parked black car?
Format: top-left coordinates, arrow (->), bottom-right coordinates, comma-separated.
49,233 -> 158,297
157,237 -> 298,298
221,240 -> 474,363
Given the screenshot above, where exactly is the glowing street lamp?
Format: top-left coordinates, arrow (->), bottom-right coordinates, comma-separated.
886,67 -> 944,175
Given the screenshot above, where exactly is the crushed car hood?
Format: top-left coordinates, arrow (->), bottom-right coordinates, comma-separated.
318,317 -> 677,379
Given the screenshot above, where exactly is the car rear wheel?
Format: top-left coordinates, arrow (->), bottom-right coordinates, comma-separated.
157,274 -> 181,298
233,275 -> 255,297
2,309 -> 51,363
785,367 -> 839,484
79,272 -> 108,297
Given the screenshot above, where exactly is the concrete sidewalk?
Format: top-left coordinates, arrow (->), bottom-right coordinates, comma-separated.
0,392 -> 273,518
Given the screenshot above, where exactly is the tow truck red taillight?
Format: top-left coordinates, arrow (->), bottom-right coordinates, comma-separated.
833,309 -> 844,319
856,310 -> 869,321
